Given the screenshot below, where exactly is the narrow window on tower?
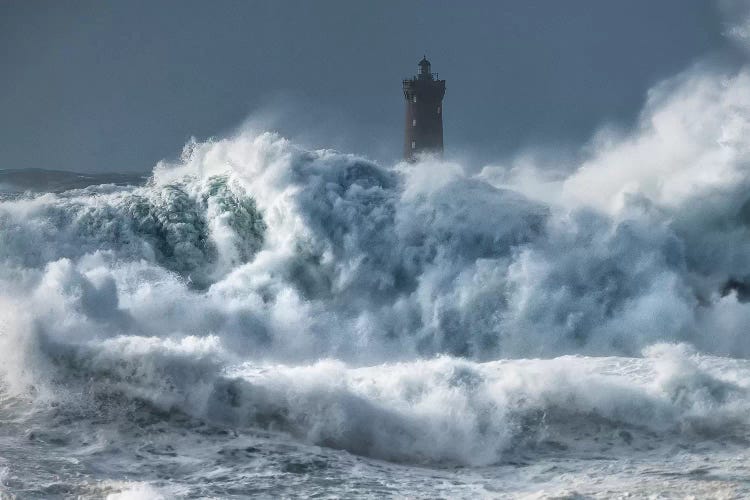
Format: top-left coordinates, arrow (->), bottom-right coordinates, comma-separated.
413,96 -> 417,103
437,106 -> 441,114
412,119 -> 416,127
411,141 -> 416,149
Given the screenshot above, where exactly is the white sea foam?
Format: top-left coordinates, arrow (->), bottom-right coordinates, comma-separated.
2,61 -> 750,497
105,482 -> 168,500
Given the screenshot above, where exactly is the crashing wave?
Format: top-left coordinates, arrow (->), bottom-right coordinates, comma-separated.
0,174 -> 265,287
3,67 -> 750,467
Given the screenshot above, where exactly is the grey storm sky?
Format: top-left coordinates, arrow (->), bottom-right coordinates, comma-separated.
0,0 -> 744,173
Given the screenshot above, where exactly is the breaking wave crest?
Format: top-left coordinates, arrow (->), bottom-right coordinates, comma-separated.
0,173 -> 265,287
3,66 -> 750,467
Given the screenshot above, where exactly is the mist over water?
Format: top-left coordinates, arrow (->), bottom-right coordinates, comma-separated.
3,66 -> 750,497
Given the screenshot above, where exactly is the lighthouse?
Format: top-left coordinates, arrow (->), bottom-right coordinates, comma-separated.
402,56 -> 446,161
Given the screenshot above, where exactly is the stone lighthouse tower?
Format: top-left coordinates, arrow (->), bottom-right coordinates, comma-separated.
403,56 -> 446,161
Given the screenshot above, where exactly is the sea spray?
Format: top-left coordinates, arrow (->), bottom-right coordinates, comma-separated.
3,65 -> 750,497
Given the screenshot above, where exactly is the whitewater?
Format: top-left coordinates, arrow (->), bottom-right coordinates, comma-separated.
3,66 -> 750,498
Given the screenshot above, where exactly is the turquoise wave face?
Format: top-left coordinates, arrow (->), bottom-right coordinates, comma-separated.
0,174 -> 265,288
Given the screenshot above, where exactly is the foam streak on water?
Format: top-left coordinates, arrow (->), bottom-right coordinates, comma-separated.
3,67 -> 750,498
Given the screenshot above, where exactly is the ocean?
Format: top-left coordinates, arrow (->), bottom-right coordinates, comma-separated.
2,68 -> 750,498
